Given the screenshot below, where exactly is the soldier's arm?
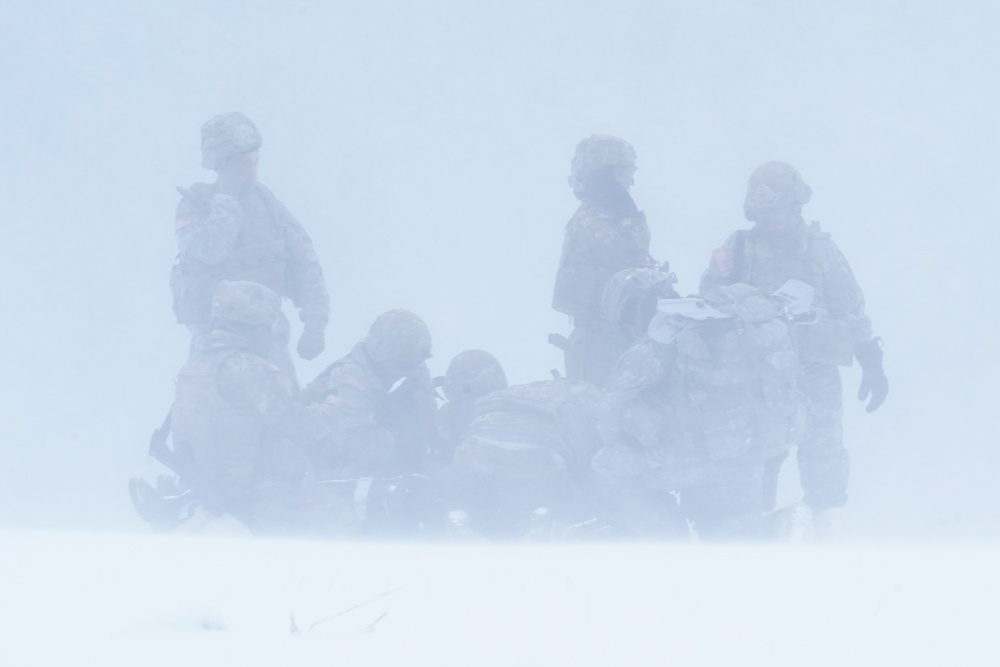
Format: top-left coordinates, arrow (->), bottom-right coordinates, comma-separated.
698,231 -> 743,293
277,202 -> 331,334
174,190 -> 245,265
217,354 -> 336,444
318,381 -> 402,471
822,240 -> 874,344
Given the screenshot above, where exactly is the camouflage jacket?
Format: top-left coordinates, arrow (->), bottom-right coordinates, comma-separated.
171,181 -> 330,332
699,219 -> 873,364
302,342 -> 438,478
552,199 -> 651,322
171,329 -> 335,513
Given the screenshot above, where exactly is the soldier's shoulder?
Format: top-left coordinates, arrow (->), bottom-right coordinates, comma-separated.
807,220 -> 838,243
304,348 -> 377,397
567,204 -> 617,232
175,182 -> 216,217
708,227 -> 747,249
252,181 -> 278,201
176,181 -> 215,202
806,221 -> 854,260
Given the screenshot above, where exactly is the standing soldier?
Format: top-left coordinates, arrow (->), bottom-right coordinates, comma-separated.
552,135 -> 653,387
699,161 -> 889,537
170,112 -> 330,379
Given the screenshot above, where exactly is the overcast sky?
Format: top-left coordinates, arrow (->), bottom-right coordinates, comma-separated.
1,0 -> 997,538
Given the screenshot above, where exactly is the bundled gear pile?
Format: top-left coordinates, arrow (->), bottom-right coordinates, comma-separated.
607,282 -> 804,483
442,378 -> 608,539
596,282 -> 807,538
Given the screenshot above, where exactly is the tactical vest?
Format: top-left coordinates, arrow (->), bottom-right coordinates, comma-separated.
552,207 -> 649,320
737,223 -> 855,366
170,183 -> 290,325
738,222 -> 828,301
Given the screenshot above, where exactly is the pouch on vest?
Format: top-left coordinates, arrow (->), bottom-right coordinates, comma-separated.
795,318 -> 855,366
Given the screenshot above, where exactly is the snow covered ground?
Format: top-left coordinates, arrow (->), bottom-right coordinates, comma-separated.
2,529 -> 997,666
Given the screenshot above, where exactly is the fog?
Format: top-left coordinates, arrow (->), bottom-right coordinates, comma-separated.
1,0 -> 997,540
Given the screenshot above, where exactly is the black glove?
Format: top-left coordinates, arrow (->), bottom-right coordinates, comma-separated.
855,337 -> 888,413
296,329 -> 325,360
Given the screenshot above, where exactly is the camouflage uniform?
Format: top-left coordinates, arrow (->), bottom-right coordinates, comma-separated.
300,310 -> 441,534
595,284 -> 804,540
552,135 -> 652,387
171,112 -> 330,378
699,161 -> 885,512
435,349 -> 510,459
440,377 -> 608,540
170,281 -> 353,535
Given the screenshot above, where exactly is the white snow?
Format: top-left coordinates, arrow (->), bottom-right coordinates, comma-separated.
2,529 -> 996,666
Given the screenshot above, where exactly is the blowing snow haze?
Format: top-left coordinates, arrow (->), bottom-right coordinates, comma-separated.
0,0 -> 997,539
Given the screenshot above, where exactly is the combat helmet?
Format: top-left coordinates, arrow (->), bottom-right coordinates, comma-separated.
601,267 -> 679,341
442,349 -> 508,405
568,134 -> 637,195
365,309 -> 433,380
210,280 -> 281,329
743,161 -> 812,221
200,112 -> 263,170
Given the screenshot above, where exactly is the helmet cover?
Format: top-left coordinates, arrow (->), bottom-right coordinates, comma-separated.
210,280 -> 281,328
201,112 -> 263,170
442,349 -> 508,403
365,309 -> 432,372
743,161 -> 812,221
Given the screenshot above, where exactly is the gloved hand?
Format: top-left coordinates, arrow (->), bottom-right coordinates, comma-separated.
296,328 -> 325,360
855,337 -> 888,412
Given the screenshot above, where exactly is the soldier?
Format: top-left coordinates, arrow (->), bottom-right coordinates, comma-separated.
699,161 -> 889,536
552,135 -> 654,387
301,310 -> 441,533
594,283 -> 806,541
132,281 -> 353,536
170,112 -> 330,379
435,349 -> 510,457
437,350 -> 609,540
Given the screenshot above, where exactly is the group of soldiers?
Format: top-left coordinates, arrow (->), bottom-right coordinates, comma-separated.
129,114 -> 889,542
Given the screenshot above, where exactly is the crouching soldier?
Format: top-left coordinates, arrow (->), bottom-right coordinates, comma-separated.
437,350 -> 610,541
301,309 -> 444,535
595,283 -> 807,541
131,281 -> 353,536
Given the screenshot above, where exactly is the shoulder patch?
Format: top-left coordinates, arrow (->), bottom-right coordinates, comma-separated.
175,217 -> 193,231
711,247 -> 733,275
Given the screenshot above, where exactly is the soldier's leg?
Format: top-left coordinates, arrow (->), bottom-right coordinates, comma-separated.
761,453 -> 787,511
681,462 -> 768,541
797,363 -> 849,510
